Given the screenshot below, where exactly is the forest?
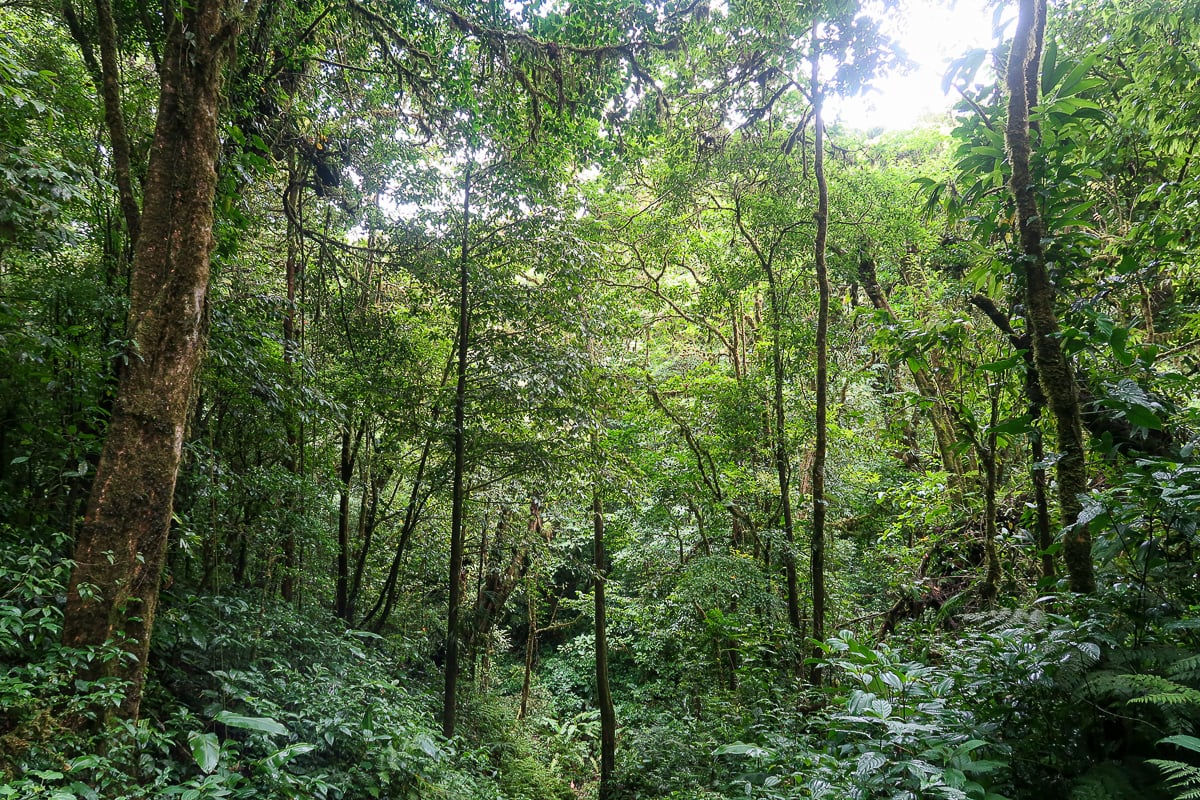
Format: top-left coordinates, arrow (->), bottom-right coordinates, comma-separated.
1,0 -> 1198,797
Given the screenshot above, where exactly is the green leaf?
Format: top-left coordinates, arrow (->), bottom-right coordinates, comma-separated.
413,732 -> 441,759
988,415 -> 1033,435
1050,52 -> 1099,99
1110,326 -> 1134,367
1124,404 -> 1162,430
1040,38 -> 1061,96
944,48 -> 987,93
716,742 -> 771,758
856,751 -> 886,777
264,742 -> 316,770
1161,735 -> 1200,754
215,711 -> 288,736
188,731 -> 220,774
978,352 -> 1026,372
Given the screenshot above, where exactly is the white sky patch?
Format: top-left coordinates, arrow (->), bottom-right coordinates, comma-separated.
829,0 -> 999,131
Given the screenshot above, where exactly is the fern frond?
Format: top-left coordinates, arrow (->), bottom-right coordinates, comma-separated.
1083,670 -> 1144,702
1170,652 -> 1200,684
1148,758 -> 1200,800
963,607 -> 1051,633
1107,644 -> 1187,674
1132,692 -> 1200,706
1126,674 -> 1200,708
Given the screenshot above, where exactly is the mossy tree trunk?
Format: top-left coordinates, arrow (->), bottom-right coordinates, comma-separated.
810,34 -> 829,659
61,0 -> 258,721
1004,0 -> 1094,593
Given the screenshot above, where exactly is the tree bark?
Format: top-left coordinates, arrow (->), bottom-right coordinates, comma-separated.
1031,413 -> 1056,581
1005,0 -> 1094,592
335,422 -> 363,621
810,37 -> 829,656
62,0 -> 255,722
442,163 -> 472,738
281,158 -> 303,603
594,485 -> 616,800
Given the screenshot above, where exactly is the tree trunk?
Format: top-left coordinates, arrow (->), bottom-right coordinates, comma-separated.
981,385 -> 1001,602
464,508 -> 516,669
281,158 -> 303,603
594,486 -> 616,800
62,0 -> 141,247
968,296 -> 1056,581
349,467 -> 386,622
361,353 -> 453,632
442,163 -> 472,739
1005,0 -> 1095,593
334,423 -> 364,621
810,38 -> 829,656
1031,413 -> 1055,581
761,263 -> 801,632
61,0 -> 254,722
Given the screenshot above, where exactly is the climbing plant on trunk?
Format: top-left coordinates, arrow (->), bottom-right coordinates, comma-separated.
1004,0 -> 1095,593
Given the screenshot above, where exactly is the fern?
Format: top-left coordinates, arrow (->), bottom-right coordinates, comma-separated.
1148,758 -> 1200,800
1083,669 -> 1144,702
1126,674 -> 1200,707
1146,705 -> 1200,799
1170,653 -> 1200,684
1106,643 -> 1190,675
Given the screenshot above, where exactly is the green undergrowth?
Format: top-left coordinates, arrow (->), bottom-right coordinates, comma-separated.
697,599 -> 1200,800
0,527 -> 579,800
7,517 -> 1200,800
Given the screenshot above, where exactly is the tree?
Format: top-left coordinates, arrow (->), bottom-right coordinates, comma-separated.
62,0 -> 261,720
442,161 -> 472,738
593,465 -> 616,798
1004,0 -> 1095,593
810,23 -> 830,653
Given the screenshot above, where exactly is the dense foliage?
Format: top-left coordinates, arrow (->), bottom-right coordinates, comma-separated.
1,0 -> 1198,798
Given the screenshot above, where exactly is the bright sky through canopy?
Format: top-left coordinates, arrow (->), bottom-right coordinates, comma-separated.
830,0 -> 997,130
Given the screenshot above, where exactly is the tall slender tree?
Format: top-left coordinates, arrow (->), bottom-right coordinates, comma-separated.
593,479 -> 616,798
442,161 -> 473,738
1004,0 -> 1094,592
810,27 -> 830,654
